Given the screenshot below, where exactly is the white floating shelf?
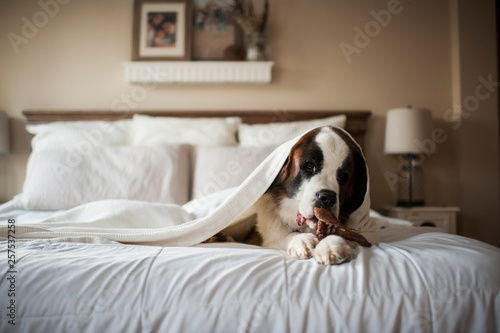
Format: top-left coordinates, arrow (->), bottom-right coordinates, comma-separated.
123,61 -> 273,84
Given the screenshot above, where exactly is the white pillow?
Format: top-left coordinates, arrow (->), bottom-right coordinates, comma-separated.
26,120 -> 132,151
238,114 -> 347,146
15,144 -> 190,210
191,145 -> 277,200
132,114 -> 241,146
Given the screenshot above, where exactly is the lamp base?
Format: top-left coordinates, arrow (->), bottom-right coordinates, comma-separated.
397,154 -> 425,208
397,200 -> 425,207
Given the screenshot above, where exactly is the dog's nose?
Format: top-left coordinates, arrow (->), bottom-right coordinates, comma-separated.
315,190 -> 337,210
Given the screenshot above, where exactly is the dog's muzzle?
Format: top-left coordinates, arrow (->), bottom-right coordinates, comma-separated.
296,190 -> 338,230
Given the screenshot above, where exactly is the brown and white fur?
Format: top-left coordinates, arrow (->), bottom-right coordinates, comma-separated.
254,126 -> 369,265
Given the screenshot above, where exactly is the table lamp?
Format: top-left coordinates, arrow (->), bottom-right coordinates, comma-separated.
384,106 -> 433,206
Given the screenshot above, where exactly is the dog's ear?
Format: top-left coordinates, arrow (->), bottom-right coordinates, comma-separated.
339,145 -> 368,220
329,127 -> 368,223
267,128 -> 320,195
271,149 -> 299,188
340,149 -> 368,214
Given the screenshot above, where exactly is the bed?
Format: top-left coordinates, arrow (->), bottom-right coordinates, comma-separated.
1,110 -> 499,333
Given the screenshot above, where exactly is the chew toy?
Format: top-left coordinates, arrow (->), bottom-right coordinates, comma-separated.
313,207 -> 372,247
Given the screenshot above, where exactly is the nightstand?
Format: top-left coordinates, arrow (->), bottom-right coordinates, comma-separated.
385,206 -> 460,234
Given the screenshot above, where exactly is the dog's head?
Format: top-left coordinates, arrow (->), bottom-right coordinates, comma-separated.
267,126 -> 368,232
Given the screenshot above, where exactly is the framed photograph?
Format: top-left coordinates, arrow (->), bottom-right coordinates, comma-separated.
192,0 -> 243,60
132,0 -> 192,61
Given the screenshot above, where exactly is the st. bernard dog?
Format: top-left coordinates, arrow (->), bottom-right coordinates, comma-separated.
254,125 -> 370,265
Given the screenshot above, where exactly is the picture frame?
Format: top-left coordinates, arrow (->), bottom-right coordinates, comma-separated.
192,0 -> 243,60
132,0 -> 192,61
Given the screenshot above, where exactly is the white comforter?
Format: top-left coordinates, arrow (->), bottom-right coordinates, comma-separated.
0,225 -> 499,333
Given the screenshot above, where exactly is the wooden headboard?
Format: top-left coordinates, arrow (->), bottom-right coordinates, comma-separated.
22,110 -> 371,150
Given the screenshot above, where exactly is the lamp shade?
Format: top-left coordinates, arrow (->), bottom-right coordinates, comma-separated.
0,111 -> 9,155
384,106 -> 433,155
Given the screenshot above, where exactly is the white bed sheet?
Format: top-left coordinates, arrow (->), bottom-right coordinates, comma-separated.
1,208 -> 499,332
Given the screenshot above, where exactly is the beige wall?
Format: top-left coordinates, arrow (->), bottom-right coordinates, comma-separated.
453,0 -> 500,246
0,0 -> 497,245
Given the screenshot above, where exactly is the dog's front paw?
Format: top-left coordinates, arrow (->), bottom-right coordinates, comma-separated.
287,233 -> 319,259
313,235 -> 356,265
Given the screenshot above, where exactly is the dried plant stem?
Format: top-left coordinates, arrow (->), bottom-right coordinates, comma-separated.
232,0 -> 269,34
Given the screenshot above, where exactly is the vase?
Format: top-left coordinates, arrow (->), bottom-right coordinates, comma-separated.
246,32 -> 270,61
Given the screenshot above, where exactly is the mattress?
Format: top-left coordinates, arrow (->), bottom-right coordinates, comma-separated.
1,203 -> 499,332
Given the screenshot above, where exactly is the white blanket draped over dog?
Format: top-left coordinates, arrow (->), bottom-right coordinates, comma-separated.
0,127 -> 376,246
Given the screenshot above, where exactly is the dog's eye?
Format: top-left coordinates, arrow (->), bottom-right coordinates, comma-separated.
337,169 -> 350,184
302,160 -> 317,174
